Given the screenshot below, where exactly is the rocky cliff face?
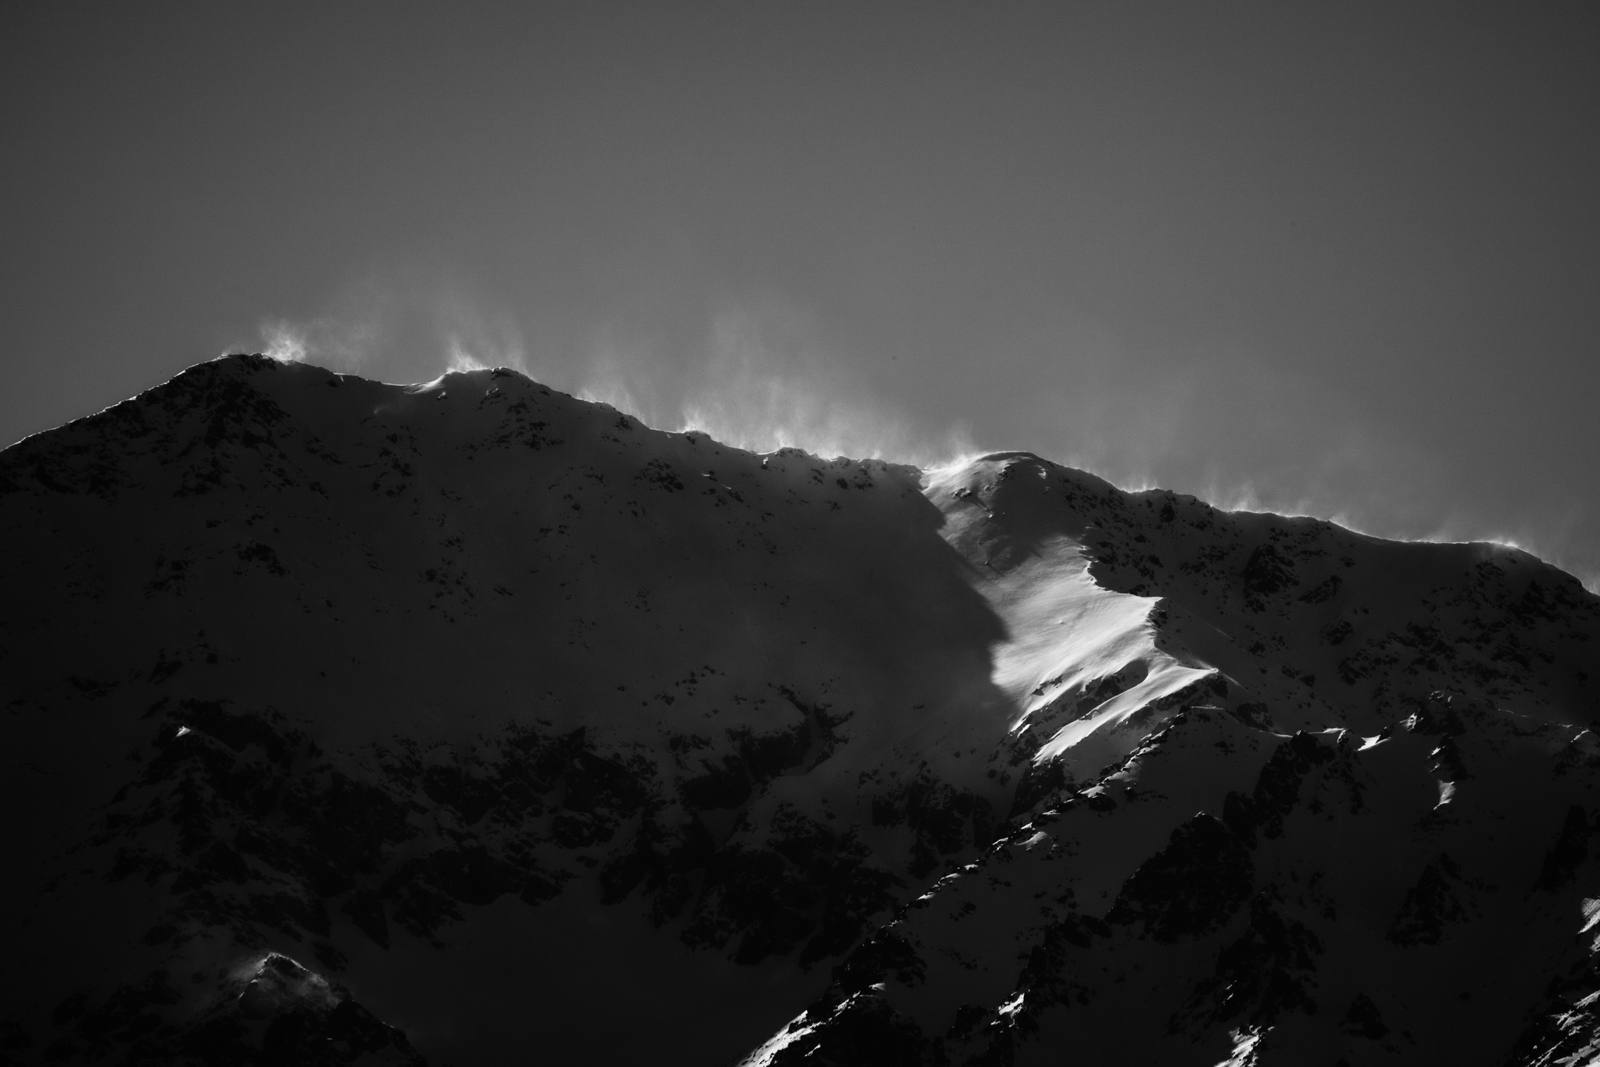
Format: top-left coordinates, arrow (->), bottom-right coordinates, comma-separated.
1,354 -> 1596,1066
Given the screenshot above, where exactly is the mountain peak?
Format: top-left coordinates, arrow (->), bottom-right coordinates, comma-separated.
2,356 -> 1596,1065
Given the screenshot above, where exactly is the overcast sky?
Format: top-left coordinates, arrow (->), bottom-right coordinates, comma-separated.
3,3 -> 1597,584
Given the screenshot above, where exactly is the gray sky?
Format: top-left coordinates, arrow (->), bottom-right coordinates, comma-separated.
3,3 -> 1597,584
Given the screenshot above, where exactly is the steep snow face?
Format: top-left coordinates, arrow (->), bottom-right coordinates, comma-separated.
2,356 -> 1598,1066
927,451 -> 1595,775
926,457 -> 1216,781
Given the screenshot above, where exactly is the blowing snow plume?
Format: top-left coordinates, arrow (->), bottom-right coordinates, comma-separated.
255,278 -> 530,380
581,306 -> 976,465
249,283 -> 1599,593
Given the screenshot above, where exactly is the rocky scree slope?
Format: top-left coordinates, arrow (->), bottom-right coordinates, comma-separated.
0,354 -> 1595,1067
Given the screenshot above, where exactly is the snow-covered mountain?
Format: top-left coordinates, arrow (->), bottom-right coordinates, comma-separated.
1,354 -> 1595,1066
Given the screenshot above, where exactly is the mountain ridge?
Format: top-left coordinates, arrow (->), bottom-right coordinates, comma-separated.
1,353 -> 1596,1066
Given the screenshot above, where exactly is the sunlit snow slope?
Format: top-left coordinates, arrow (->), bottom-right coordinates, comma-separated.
753,456 -> 1600,1067
1,355 -> 1597,1067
